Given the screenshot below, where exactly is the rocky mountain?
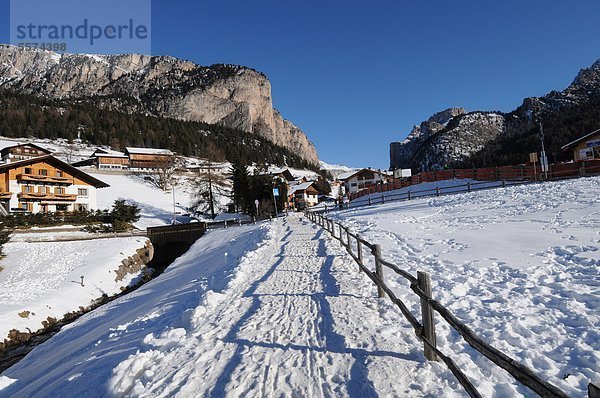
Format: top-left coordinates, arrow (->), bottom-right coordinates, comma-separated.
0,45 -> 319,165
390,58 -> 600,171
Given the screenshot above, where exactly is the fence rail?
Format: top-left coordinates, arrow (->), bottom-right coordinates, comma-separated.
305,211 -> 581,398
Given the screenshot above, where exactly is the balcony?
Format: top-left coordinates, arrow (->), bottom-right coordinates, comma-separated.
0,191 -> 13,200
17,192 -> 77,201
17,173 -> 74,185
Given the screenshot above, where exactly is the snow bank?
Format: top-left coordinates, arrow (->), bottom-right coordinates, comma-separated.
0,223 -> 271,397
0,237 -> 149,340
330,176 -> 600,396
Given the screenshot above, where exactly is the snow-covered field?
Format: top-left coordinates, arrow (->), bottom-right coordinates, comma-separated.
0,237 -> 148,339
88,171 -> 197,229
1,172 -> 598,396
329,176 -> 600,396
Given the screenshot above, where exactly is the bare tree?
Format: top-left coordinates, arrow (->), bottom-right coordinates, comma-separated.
192,162 -> 230,219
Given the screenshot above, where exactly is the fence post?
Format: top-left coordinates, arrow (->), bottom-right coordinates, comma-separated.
407,191 -> 411,200
373,244 -> 385,298
357,236 -> 363,272
467,182 -> 471,192
224,220 -> 228,229
381,194 -> 385,204
417,271 -> 438,361
589,382 -> 600,398
345,227 -> 352,254
502,179 -> 506,188
238,218 -> 242,226
368,197 -> 372,206
436,187 -> 440,197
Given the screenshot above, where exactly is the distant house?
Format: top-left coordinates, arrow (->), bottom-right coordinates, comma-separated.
90,148 -> 130,170
561,129 -> 600,161
337,168 -> 387,194
1,143 -> 52,164
288,181 -> 319,209
0,155 -> 109,214
124,147 -> 174,170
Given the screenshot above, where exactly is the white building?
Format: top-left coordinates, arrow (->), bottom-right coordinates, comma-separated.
337,168 -> 388,194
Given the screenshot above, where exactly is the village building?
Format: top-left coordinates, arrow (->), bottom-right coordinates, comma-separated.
561,129 -> 600,161
1,143 -> 52,164
288,181 -> 319,210
124,147 -> 175,170
90,148 -> 130,170
337,168 -> 388,194
0,155 -> 109,215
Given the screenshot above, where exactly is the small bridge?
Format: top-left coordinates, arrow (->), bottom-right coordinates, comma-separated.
146,223 -> 207,247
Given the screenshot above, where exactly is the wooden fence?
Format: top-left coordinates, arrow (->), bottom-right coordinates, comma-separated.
305,211 -> 583,398
345,179 -> 528,210
349,159 -> 600,202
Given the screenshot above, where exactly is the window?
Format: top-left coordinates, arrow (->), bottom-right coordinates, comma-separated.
56,204 -> 68,212
351,183 -> 358,187
56,171 -> 63,177
24,167 -> 33,175
78,188 -> 88,197
55,187 -> 66,195
22,185 -> 34,193
38,169 -> 48,176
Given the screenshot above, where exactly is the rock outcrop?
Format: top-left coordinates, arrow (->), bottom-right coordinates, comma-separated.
390,57 -> 600,172
0,45 -> 319,165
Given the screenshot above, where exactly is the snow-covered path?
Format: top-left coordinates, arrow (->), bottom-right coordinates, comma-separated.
108,215 -> 459,397
1,215 -> 463,397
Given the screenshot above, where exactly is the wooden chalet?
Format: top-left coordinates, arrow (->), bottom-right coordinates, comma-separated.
91,148 -> 129,170
0,155 -> 109,214
124,147 -> 175,170
1,143 -> 52,163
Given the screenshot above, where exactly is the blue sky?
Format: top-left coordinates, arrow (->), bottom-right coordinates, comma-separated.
2,1 -> 600,169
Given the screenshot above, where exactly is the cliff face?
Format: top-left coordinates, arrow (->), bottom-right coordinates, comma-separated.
0,45 -> 319,165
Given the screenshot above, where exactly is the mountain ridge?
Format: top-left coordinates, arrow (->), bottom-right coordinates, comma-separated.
0,45 -> 319,165
390,59 -> 600,171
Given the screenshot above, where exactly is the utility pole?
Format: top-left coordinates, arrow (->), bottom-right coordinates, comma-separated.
539,122 -> 548,181
207,165 -> 215,219
172,179 -> 177,224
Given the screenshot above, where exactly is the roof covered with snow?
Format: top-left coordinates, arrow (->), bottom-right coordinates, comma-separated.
288,181 -> 315,195
125,147 -> 174,156
92,148 -> 128,158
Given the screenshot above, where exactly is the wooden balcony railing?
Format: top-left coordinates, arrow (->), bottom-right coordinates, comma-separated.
17,192 -> 78,201
0,191 -> 13,200
16,174 -> 74,185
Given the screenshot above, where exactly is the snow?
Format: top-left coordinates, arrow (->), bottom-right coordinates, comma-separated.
0,172 -> 598,396
0,237 -> 148,339
319,160 -> 355,172
328,176 -> 600,396
349,178 -> 522,207
124,147 -> 174,156
88,172 -> 196,229
0,224 -> 272,397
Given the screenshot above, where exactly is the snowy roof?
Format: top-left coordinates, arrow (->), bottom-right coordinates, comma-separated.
92,148 -> 128,158
125,147 -> 174,156
336,171 -> 357,181
288,181 -> 315,195
337,168 -> 387,181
